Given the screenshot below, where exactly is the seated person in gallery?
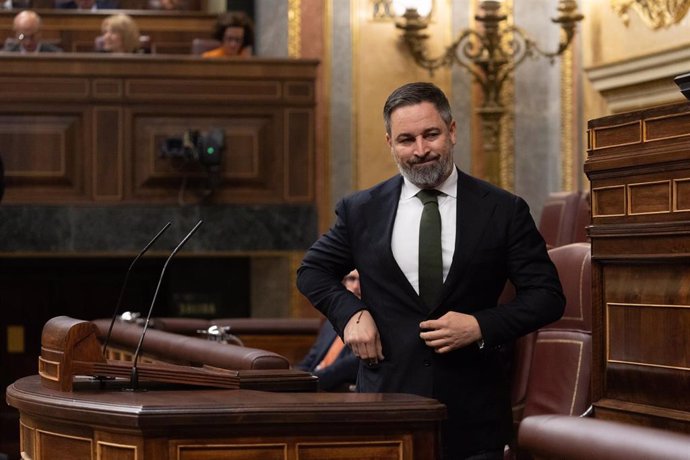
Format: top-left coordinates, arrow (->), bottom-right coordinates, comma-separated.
55,0 -> 120,10
2,10 -> 62,53
147,0 -> 190,11
295,270 -> 360,391
202,11 -> 254,58
99,13 -> 140,53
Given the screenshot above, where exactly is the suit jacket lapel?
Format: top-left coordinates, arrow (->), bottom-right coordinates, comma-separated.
439,170 -> 496,306
362,176 -> 422,307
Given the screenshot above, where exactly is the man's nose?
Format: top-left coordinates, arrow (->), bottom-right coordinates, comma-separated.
413,137 -> 429,156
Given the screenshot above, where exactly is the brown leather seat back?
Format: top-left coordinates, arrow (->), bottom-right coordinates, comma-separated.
521,242 -> 592,419
519,415 -> 690,460
538,191 -> 585,249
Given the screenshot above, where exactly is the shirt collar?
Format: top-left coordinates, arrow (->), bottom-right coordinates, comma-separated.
400,166 -> 458,200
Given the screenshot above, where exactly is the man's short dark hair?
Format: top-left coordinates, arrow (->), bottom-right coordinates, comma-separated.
383,82 -> 453,135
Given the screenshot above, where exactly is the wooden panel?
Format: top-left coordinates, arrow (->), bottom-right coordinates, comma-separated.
627,180 -> 670,215
285,110 -> 313,201
176,443 -> 287,460
675,179 -> 690,211
131,113 -> 280,202
592,186 -> 625,217
20,421 -> 35,460
94,108 -> 122,200
126,80 -> 282,102
591,121 -> 641,150
0,78 -> 89,100
0,113 -> 88,201
37,430 -> 92,460
98,441 -> 137,460
607,303 -> 690,370
645,113 -> 690,141
586,101 -> 690,433
297,441 -> 403,460
0,55 -> 316,204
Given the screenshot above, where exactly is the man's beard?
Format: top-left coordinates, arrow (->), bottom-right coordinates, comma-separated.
394,150 -> 454,188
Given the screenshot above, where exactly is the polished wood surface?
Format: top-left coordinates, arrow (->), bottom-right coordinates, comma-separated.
585,101 -> 690,432
0,54 -> 317,205
7,375 -> 445,460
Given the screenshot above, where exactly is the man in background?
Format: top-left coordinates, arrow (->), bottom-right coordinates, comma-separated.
2,10 -> 62,53
56,0 -> 120,11
295,270 -> 359,391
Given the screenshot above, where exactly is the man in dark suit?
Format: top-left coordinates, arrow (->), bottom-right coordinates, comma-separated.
295,270 -> 360,391
297,82 -> 565,459
55,0 -> 120,10
2,10 -> 62,53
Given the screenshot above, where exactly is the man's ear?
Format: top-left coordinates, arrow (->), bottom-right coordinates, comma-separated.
385,132 -> 392,148
448,120 -> 457,145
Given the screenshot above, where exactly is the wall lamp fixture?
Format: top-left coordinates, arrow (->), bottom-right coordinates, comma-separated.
394,0 -> 583,185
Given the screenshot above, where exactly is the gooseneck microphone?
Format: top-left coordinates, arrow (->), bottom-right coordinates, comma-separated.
101,222 -> 172,357
129,219 -> 203,390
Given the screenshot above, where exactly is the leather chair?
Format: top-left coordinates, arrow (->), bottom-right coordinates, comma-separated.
538,191 -> 589,249
518,415 -> 690,460
522,242 -> 592,419
506,242 -> 592,459
191,38 -> 220,55
572,191 -> 591,244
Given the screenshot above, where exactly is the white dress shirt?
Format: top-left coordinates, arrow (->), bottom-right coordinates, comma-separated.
391,167 -> 458,294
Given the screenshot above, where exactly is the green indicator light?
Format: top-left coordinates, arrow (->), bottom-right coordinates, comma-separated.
207,147 -> 215,154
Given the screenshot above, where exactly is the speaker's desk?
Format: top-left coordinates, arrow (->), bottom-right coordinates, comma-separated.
7,375 -> 445,460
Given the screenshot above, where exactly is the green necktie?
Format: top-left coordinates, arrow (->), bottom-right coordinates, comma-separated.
417,189 -> 443,309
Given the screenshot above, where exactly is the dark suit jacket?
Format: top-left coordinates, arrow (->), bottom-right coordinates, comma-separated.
297,169 -> 565,458
56,0 -> 120,8
295,320 -> 358,391
1,41 -> 62,53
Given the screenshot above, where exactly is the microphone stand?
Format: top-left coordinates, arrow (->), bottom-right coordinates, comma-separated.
128,220 -> 203,391
101,222 -> 172,358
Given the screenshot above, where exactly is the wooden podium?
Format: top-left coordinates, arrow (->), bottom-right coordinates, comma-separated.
585,101 -> 690,432
7,376 -> 444,460
6,317 -> 445,459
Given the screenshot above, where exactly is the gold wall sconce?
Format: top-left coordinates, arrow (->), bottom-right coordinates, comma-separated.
394,0 -> 583,185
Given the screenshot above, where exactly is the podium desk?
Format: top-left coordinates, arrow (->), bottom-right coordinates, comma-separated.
7,375 -> 445,460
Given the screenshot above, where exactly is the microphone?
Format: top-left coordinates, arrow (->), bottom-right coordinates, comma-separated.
101,222 -> 172,357
129,219 -> 203,390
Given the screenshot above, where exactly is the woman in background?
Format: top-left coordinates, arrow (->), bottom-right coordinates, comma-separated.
202,12 -> 254,58
100,14 -> 140,53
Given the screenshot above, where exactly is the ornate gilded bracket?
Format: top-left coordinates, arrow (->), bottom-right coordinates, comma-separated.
611,0 -> 690,29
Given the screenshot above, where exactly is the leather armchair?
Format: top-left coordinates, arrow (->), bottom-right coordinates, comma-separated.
518,415 -> 690,460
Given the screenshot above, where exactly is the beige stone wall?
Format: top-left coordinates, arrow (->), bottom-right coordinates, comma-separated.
581,1 -> 690,120
352,0 -> 452,190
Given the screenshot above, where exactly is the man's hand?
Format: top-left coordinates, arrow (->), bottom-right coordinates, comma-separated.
419,311 -> 482,353
344,310 -> 384,364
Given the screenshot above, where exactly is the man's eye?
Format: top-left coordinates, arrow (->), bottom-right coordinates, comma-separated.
424,132 -> 440,139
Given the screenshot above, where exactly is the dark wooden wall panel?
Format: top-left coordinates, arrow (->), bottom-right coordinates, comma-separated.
586,101 -> 690,433
0,56 -> 317,204
94,108 -> 123,200
285,110 -> 313,201
0,113 -> 88,201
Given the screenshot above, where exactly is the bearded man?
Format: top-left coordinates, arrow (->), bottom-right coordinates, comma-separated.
297,82 -> 564,460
